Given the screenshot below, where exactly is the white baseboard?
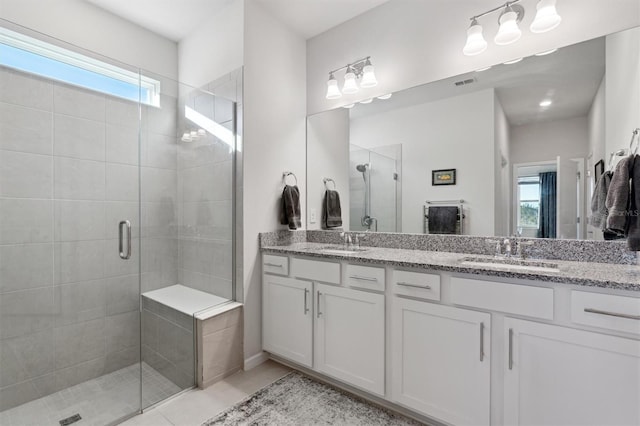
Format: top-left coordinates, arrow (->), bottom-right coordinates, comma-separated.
244,351 -> 269,371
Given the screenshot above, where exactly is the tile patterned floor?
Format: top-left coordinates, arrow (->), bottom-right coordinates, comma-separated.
0,363 -> 181,426
120,360 -> 292,426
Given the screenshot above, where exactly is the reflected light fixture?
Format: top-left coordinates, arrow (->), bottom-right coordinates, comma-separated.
463,0 -> 562,56
535,48 -> 558,56
324,56 -> 378,100
530,0 -> 562,33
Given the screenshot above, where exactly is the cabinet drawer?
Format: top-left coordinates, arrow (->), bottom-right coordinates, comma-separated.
392,270 -> 441,301
571,291 -> 640,335
291,257 -> 340,284
450,277 -> 553,320
346,264 -> 385,291
263,254 -> 289,276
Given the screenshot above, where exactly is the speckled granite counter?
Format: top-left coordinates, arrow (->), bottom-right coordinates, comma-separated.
261,242 -> 640,292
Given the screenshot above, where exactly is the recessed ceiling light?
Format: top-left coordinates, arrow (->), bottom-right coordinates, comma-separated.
503,57 -> 523,65
377,93 -> 393,100
535,48 -> 558,56
539,99 -> 552,107
476,66 -> 492,72
359,98 -> 373,104
342,104 -> 355,109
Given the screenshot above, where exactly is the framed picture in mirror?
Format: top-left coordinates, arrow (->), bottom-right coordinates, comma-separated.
594,160 -> 604,183
432,169 -> 456,185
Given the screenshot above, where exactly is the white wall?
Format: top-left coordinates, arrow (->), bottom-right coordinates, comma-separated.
605,26 -> 640,156
587,77 -> 606,240
178,0 -> 244,88
307,0 -> 640,115
510,116 -> 589,165
494,95 -> 511,236
307,108 -> 350,230
350,89 -> 496,236
0,0 -> 177,78
242,0 -> 307,362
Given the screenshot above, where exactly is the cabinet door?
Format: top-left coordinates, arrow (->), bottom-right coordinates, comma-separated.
263,275 -> 313,367
391,297 -> 490,426
315,283 -> 385,396
504,318 -> 640,426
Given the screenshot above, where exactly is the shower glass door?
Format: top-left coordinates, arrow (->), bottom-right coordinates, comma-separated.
0,21 -> 143,425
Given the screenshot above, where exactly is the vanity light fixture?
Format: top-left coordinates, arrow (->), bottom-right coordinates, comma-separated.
463,0 -> 562,56
530,0 -> 562,33
325,56 -> 378,99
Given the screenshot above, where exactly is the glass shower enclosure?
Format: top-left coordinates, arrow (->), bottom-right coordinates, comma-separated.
0,20 -> 237,426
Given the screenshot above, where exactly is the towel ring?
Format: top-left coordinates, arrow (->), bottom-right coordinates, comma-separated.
283,171 -> 297,186
323,178 -> 336,190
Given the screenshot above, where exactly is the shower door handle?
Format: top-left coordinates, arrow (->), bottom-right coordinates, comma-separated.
119,220 -> 132,260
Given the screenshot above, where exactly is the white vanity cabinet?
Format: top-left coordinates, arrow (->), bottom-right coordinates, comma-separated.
315,283 -> 385,395
391,297 -> 491,426
504,318 -> 640,425
262,274 -> 313,367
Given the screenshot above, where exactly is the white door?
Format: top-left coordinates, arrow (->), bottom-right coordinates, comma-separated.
314,283 -> 385,395
262,275 -> 313,367
391,297 -> 491,426
504,318 -> 640,426
557,156 -> 578,239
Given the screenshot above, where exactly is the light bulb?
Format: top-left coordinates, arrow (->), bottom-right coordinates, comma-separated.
494,10 -> 522,45
539,99 -> 552,107
530,0 -> 562,33
326,73 -> 342,99
342,67 -> 359,94
535,48 -> 558,56
359,98 -> 373,104
377,93 -> 392,100
342,104 -> 355,109
360,59 -> 377,88
503,57 -> 523,64
463,19 -> 488,56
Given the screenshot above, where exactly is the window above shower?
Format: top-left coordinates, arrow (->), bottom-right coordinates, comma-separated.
0,26 -> 161,106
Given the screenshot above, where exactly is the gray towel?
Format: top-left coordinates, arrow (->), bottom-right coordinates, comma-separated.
322,190 -> 342,229
428,206 -> 459,234
589,170 -> 612,229
280,185 -> 302,230
606,155 -> 634,234
627,155 -> 640,251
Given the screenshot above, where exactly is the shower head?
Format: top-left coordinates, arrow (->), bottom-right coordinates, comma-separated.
356,163 -> 369,172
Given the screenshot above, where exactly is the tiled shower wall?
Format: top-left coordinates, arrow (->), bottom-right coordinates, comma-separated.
176,72 -> 239,300
0,66 -> 178,411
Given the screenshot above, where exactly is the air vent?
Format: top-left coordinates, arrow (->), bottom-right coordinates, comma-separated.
454,77 -> 476,87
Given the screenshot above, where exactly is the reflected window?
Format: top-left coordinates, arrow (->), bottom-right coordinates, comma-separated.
0,26 -> 160,106
518,176 -> 541,228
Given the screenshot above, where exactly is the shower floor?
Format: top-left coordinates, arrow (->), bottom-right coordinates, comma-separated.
0,363 -> 181,426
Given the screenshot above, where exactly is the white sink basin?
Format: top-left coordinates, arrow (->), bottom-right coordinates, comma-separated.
460,257 -> 560,273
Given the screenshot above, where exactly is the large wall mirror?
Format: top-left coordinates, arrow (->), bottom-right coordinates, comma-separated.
307,26 -> 639,240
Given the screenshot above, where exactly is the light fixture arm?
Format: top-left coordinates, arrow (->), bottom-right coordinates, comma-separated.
329,56 -> 371,78
469,0 -> 522,21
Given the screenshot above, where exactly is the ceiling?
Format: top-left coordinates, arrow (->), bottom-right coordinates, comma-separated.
350,36 -> 606,127
85,0 -> 389,41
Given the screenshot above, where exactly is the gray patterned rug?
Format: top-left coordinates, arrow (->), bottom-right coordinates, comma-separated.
202,372 -> 424,426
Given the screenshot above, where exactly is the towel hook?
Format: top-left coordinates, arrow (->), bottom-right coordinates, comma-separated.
323,178 -> 336,190
630,128 -> 640,155
283,171 -> 297,186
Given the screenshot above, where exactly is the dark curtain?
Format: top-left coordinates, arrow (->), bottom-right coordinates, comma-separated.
538,172 -> 557,238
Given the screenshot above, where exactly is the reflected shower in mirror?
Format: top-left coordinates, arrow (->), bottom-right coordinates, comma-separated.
307,26 -> 640,241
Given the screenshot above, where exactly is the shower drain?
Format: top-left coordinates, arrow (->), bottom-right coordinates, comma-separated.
59,413 -> 82,425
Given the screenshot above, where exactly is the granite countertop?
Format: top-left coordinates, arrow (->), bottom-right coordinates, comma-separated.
262,242 -> 640,292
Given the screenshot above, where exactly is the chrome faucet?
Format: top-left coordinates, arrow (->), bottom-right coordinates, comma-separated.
339,232 -> 352,249
503,238 -> 512,258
